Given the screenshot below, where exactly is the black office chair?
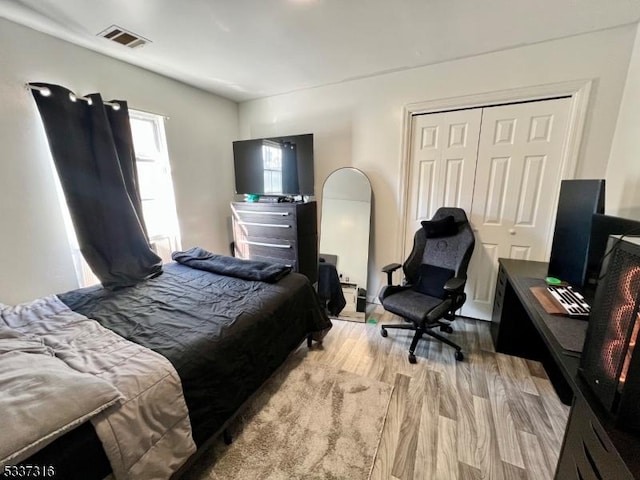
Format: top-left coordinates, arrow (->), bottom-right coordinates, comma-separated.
379,207 -> 475,363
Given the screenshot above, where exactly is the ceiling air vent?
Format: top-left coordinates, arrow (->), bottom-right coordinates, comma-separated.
98,25 -> 150,49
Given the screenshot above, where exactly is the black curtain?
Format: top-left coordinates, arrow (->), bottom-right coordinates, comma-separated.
31,83 -> 162,289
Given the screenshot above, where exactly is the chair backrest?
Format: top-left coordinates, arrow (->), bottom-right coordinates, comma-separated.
403,207 -> 475,285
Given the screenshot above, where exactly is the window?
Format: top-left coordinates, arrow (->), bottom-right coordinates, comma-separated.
129,110 -> 181,264
261,141 -> 283,194
62,110 -> 180,287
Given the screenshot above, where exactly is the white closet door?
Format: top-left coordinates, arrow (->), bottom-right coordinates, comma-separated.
462,97 -> 572,320
403,109 -> 482,256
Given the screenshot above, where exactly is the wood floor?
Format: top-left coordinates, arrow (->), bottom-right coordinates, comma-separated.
292,311 -> 570,480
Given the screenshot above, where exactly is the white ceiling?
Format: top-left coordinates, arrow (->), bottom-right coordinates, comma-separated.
2,0 -> 640,102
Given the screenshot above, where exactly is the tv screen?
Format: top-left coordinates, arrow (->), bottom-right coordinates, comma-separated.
233,134 -> 314,196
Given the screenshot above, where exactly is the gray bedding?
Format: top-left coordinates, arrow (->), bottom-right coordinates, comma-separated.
0,325 -> 122,468
1,296 -> 196,479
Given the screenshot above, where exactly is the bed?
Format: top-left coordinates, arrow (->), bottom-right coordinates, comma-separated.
3,258 -> 331,479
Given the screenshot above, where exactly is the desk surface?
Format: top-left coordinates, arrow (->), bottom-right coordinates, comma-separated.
498,258 -> 640,477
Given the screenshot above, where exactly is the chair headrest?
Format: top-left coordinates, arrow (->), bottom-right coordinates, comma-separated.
432,207 -> 469,224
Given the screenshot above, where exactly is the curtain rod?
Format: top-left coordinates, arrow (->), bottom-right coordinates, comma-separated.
25,84 -> 169,119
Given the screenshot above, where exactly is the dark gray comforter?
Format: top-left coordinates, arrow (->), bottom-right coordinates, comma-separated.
58,262 -> 331,446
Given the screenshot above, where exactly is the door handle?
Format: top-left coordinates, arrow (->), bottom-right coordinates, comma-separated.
509,229 -> 516,235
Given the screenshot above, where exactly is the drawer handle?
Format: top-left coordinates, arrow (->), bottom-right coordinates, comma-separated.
237,221 -> 291,228
241,240 -> 291,249
235,210 -> 290,216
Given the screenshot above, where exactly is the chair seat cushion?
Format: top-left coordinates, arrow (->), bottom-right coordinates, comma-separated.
381,289 -> 450,324
414,264 -> 455,299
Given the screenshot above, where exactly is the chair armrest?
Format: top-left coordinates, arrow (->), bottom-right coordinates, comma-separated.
444,277 -> 466,292
382,263 -> 402,273
381,263 -> 402,285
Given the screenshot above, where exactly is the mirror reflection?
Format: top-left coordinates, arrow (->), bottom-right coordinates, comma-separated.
318,168 -> 372,321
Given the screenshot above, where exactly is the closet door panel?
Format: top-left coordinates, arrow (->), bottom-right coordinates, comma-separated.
463,97 -> 572,320
404,109 -> 482,257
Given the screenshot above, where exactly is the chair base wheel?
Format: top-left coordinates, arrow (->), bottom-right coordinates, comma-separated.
455,350 -> 464,361
381,327 -> 388,337
440,325 -> 453,334
408,353 -> 417,364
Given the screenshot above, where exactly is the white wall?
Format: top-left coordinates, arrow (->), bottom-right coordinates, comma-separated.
238,26 -> 637,300
0,18 -> 238,304
607,24 -> 640,219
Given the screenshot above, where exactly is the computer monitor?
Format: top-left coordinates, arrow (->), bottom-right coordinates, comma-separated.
548,179 -> 605,288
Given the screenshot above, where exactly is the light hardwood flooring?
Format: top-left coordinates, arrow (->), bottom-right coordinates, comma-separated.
292,310 -> 570,480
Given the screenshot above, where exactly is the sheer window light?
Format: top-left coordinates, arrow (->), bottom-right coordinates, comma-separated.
129,110 -> 181,264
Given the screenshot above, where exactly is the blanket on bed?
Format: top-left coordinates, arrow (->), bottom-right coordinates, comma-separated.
0,297 -> 196,480
60,263 -> 332,447
172,246 -> 292,282
0,326 -> 122,468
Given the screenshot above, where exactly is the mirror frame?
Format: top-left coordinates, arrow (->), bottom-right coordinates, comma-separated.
319,167 -> 372,321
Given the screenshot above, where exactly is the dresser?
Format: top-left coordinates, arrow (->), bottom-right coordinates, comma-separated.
231,201 -> 318,284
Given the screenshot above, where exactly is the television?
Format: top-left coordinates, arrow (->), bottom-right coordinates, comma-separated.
233,134 -> 314,196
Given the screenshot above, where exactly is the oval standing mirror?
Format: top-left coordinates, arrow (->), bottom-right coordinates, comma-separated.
318,168 -> 372,321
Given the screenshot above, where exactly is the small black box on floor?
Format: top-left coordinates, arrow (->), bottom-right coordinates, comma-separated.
356,288 -> 366,313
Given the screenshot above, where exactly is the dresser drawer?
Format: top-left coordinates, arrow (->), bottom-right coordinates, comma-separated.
234,236 -> 296,262
490,265 -> 508,347
232,217 -> 297,240
233,209 -> 296,223
495,266 -> 506,299
232,203 -> 295,217
249,254 -> 297,270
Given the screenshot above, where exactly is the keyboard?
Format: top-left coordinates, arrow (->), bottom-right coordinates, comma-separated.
547,285 -> 591,317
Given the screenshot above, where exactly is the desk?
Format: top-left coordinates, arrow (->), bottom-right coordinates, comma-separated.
491,260 -> 582,404
492,259 -> 639,479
